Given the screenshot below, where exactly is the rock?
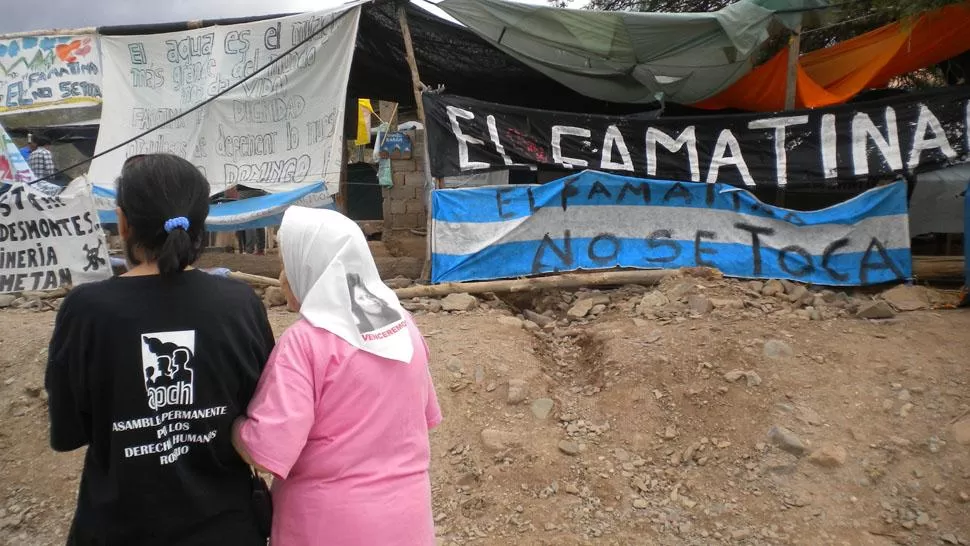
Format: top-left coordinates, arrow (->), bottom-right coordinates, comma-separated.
762,280 -> 785,297
446,358 -> 463,373
497,316 -> 524,328
531,398 -> 554,420
632,498 -> 648,509
688,295 -> 714,315
763,340 -> 794,360
881,285 -> 930,312
0,294 -> 15,309
590,304 -> 607,315
856,301 -> 896,320
385,277 -> 413,289
441,293 -> 478,312
942,534 -> 959,545
638,291 -> 669,310
952,418 -> 970,445
427,301 -> 443,313
667,282 -> 694,300
523,310 -> 554,328
481,429 -> 519,452
749,281 -> 765,293
787,285 -> 809,304
768,426 -> 807,456
264,287 -> 287,307
507,379 -> 529,405
558,440 -> 581,456
808,444 -> 847,468
796,406 -> 823,426
710,297 -> 745,310
723,370 -> 761,387
567,299 -> 594,319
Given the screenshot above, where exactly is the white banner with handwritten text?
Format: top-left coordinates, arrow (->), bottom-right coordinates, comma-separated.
89,5 -> 360,196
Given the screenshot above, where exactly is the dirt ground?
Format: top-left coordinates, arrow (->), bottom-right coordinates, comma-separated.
1,273 -> 969,546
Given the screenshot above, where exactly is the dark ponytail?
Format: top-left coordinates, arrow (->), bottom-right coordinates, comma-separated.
116,154 -> 210,276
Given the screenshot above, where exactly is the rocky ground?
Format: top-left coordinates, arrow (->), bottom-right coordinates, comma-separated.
1,270 -> 969,545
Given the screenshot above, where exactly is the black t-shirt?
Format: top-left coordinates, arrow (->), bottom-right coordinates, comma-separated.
45,269 -> 275,546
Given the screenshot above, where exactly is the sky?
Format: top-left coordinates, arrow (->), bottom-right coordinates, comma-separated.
0,0 -> 556,35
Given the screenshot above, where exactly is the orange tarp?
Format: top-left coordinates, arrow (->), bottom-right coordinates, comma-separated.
696,2 -> 970,111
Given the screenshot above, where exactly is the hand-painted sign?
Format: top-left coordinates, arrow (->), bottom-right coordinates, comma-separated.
379,132 -> 413,160
431,170 -> 912,286
0,181 -> 110,293
0,35 -> 102,115
89,5 -> 362,197
423,88 -> 970,188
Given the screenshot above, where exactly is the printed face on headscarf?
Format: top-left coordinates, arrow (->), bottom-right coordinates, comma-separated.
352,284 -> 383,315
277,207 -> 414,364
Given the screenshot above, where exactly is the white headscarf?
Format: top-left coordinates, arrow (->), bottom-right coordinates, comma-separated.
278,207 -> 414,364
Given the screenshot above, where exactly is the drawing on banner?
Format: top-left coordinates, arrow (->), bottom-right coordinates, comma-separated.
424,89 -> 970,188
141,331 -> 196,411
89,5 -> 361,197
0,35 -> 102,114
431,171 -> 912,286
346,272 -> 402,334
379,132 -> 413,160
0,182 -> 110,293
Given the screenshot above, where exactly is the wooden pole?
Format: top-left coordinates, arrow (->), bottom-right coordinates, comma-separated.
783,24 -> 802,111
0,27 -> 96,39
228,271 -> 281,287
397,3 -> 436,282
398,4 -> 426,129
394,269 -> 679,299
777,23 -> 802,208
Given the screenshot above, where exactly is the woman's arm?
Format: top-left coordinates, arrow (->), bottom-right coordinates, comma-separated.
233,328 -> 317,480
231,417 -> 270,474
45,292 -> 90,452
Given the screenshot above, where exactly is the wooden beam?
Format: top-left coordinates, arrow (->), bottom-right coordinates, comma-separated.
783,24 -> 802,111
777,23 -> 802,208
394,269 -> 679,299
397,3 -> 436,282
397,4 -> 426,127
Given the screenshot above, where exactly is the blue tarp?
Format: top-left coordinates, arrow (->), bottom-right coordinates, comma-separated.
94,183 -> 335,232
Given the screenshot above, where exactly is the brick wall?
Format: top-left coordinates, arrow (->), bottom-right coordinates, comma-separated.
383,129 -> 428,231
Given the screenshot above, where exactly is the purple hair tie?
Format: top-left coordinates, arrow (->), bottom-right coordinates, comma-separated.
164,217 -> 190,233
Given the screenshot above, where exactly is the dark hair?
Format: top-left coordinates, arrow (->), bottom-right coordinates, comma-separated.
33,135 -> 51,147
116,154 -> 209,276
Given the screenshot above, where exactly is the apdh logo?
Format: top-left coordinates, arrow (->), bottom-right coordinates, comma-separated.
140,330 -> 195,411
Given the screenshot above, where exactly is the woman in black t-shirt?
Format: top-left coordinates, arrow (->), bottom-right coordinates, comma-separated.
45,154 -> 275,546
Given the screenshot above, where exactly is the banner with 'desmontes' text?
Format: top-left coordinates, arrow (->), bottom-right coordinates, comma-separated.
0,35 -> 102,115
89,5 -> 361,196
0,183 -> 111,293
424,88 -> 970,188
431,170 -> 912,285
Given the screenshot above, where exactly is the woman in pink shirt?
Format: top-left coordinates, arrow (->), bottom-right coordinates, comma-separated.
232,207 -> 442,546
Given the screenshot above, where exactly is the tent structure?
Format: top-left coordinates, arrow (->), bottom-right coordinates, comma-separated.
437,0 -> 829,104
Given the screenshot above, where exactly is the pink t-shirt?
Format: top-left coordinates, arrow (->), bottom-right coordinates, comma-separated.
238,317 -> 442,546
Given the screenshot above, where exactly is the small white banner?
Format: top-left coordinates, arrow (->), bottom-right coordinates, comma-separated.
0,182 -> 111,293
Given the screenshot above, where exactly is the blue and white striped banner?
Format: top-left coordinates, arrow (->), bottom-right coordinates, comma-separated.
431,170 -> 912,286
92,182 -> 334,232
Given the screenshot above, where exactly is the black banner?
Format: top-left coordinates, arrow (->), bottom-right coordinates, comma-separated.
423,88 -> 970,188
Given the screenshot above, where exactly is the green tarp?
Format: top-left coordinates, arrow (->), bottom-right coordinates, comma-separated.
438,0 -> 828,104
